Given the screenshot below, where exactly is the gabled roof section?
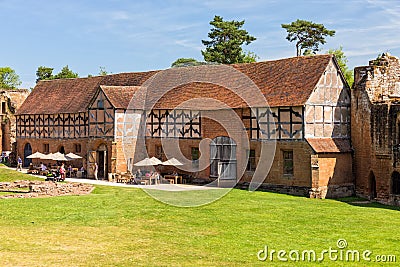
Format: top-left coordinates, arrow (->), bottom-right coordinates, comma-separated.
16,71 -> 158,115
231,54 -> 333,107
100,86 -> 141,109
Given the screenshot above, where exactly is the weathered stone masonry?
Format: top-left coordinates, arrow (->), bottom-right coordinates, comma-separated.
352,53 -> 400,205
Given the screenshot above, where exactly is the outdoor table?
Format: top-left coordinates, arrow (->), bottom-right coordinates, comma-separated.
164,175 -> 183,184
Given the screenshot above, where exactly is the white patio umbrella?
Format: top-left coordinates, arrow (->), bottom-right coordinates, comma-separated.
134,157 -> 162,166
162,158 -> 183,166
66,152 -> 82,159
150,157 -> 162,165
26,151 -> 46,159
51,152 -> 72,161
40,153 -> 54,160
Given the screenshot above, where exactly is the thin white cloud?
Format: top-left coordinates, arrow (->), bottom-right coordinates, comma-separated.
175,39 -> 203,51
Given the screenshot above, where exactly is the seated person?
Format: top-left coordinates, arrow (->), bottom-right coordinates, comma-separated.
67,165 -> 73,177
79,166 -> 86,177
135,169 -> 143,179
40,162 -> 47,171
39,162 -> 48,175
27,163 -> 39,174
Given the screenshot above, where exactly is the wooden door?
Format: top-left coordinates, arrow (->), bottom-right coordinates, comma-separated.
87,150 -> 96,178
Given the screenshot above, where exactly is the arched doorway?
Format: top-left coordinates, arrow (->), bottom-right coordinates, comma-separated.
391,171 -> 400,195
210,136 -> 237,180
369,171 -> 377,199
59,146 -> 65,154
23,143 -> 32,167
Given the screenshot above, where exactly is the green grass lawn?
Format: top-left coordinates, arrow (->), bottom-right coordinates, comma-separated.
0,166 -> 399,266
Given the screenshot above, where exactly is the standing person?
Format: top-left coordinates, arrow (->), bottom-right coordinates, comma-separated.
59,163 -> 66,181
94,162 -> 98,180
16,156 -> 22,171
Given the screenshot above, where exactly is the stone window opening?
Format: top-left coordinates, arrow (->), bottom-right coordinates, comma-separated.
283,150 -> 294,176
74,144 -> 81,153
43,143 -> 49,154
1,102 -> 6,114
246,149 -> 256,172
191,147 -> 200,169
155,145 -> 165,161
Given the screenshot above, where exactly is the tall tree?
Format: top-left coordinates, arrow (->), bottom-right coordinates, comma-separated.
282,19 -> 335,56
201,15 -> 257,64
327,46 -> 354,87
53,65 -> 79,79
36,66 -> 54,82
0,67 -> 22,89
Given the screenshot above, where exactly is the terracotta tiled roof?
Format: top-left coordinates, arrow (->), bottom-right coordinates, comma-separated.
17,55 -> 333,114
306,138 -> 352,153
101,86 -> 141,109
16,71 -> 158,115
147,55 -> 333,109
152,82 -> 249,110
232,55 -> 333,107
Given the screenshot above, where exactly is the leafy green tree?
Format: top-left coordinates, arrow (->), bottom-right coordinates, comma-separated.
202,15 -> 257,64
242,51 -> 259,63
171,58 -> 204,67
53,65 -> 79,79
327,46 -> 354,87
282,19 -> 335,56
0,67 -> 21,89
36,66 -> 54,82
98,66 -> 108,76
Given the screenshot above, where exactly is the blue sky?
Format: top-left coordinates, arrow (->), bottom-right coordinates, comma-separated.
1,0 -> 399,88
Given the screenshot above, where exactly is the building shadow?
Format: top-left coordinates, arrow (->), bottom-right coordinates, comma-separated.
334,196 -> 400,211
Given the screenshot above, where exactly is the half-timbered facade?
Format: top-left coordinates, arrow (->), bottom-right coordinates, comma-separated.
15,55 -> 353,198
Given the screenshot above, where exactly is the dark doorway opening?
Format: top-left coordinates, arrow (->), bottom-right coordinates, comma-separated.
23,143 -> 32,167
369,171 -> 377,199
391,171 -> 400,195
98,151 -> 105,179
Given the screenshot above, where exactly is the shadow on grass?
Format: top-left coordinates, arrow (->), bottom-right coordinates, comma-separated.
336,196 -> 400,211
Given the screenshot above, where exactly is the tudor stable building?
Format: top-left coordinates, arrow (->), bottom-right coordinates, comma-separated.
15,55 -> 353,198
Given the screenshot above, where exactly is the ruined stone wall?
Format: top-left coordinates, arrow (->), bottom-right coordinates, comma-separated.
0,89 -> 30,152
352,53 -> 400,205
0,180 -> 94,199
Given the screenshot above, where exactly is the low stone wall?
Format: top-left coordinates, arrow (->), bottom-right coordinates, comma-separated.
310,184 -> 355,199
235,182 -> 310,197
0,180 -> 94,199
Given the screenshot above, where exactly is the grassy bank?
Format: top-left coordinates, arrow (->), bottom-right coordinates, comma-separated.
0,167 -> 398,266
